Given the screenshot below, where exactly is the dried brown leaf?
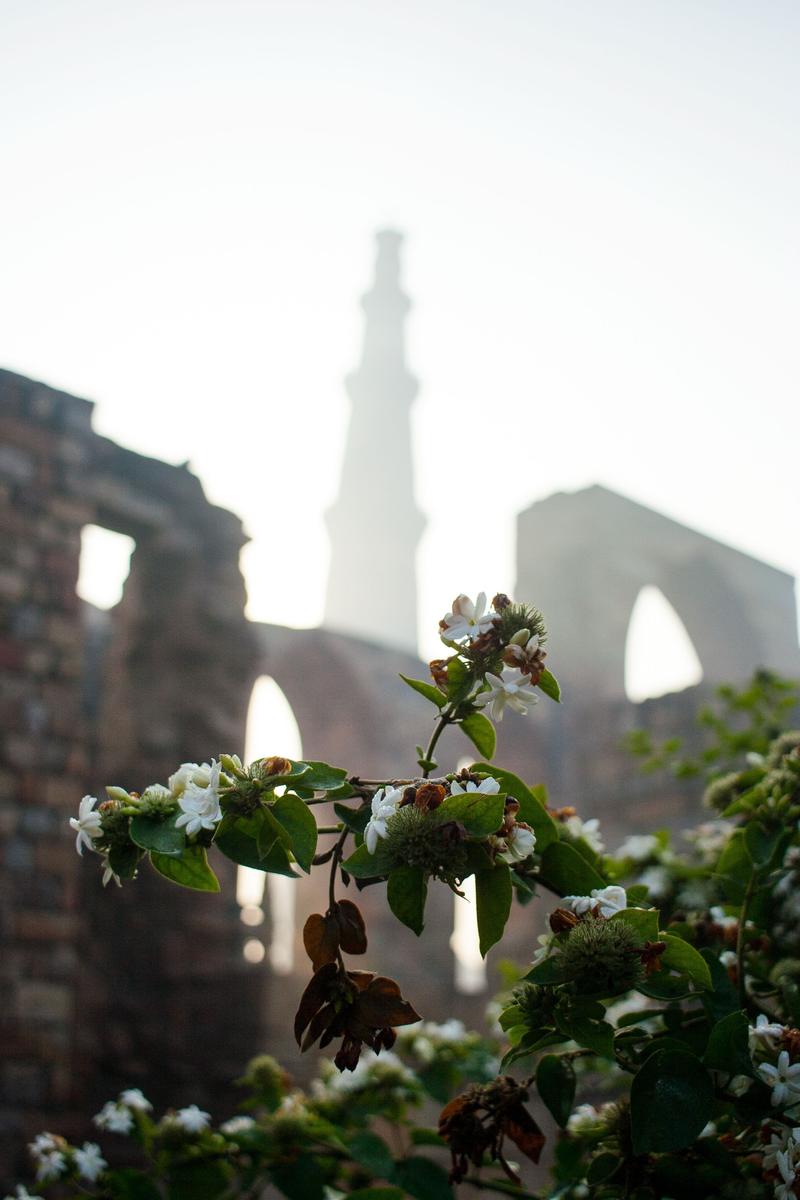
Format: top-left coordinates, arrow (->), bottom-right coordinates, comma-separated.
303,912 -> 340,971
335,899 -> 367,955
293,961 -> 338,1045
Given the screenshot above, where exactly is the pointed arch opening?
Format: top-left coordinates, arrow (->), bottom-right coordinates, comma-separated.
78,524 -> 135,609
624,585 -> 703,703
241,676 -> 304,973
450,756 -> 488,993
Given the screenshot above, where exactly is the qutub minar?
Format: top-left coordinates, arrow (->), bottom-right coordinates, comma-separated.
0,230 -> 797,1183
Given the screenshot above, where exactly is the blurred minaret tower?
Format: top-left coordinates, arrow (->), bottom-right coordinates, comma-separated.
324,230 -> 425,653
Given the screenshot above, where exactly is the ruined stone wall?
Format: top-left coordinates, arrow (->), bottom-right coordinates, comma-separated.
0,369 -> 261,1179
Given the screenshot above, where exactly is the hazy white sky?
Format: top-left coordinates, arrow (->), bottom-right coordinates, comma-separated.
2,0 -> 798,687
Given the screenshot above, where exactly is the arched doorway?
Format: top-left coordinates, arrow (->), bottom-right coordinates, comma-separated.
241,676 -> 304,972
625,585 -> 703,702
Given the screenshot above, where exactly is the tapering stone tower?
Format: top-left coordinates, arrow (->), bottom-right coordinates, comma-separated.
324,230 -> 425,654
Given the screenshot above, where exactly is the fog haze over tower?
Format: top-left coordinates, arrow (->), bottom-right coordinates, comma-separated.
324,230 -> 425,653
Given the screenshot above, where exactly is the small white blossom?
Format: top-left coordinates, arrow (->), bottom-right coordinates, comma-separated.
174,1105 -> 211,1133
220,1116 -> 256,1134
776,1145 -> 799,1200
615,834 -> 659,861
74,1143 -> 106,1183
169,762 -> 214,797
69,796 -> 103,855
119,1088 -> 152,1111
28,1135 -> 57,1158
175,761 -> 223,837
710,905 -> 738,931
34,1154 -> 66,1183
94,1101 -> 134,1134
440,592 -> 497,643
719,950 -> 738,969
100,855 -> 122,888
763,1124 -> 800,1172
564,885 -> 628,919
750,1014 -> 786,1051
5,1186 -> 44,1200
449,777 -> 501,796
566,1104 -> 601,1133
637,866 -> 672,900
364,786 -> 403,855
497,824 -> 537,864
564,815 -> 605,854
475,668 -> 539,723
759,1050 -> 800,1107
729,1073 -> 753,1096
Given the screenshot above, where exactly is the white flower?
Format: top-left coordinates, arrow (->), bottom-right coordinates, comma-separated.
364,786 -> 403,855
69,796 -> 103,855
637,866 -> 671,900
74,1143 -> 106,1183
119,1088 -> 152,1111
759,1050 -> 800,1107
475,668 -> 539,722
175,761 -> 223,837
5,1186 -> 44,1200
220,1116 -> 256,1134
100,855 -> 122,888
564,815 -> 605,854
615,834 -> 659,862
94,1101 -> 134,1134
719,950 -> 738,969
763,1124 -> 800,1172
440,592 -> 497,643
776,1146 -> 799,1200
564,886 -> 627,919
710,905 -> 738,931
34,1154 -> 65,1183
169,762 -> 214,797
497,824 -> 537,864
174,1105 -> 211,1133
449,777 -> 501,796
750,1014 -> 786,1051
729,1073 -> 753,1096
28,1134 -> 57,1158
566,1104 -> 601,1133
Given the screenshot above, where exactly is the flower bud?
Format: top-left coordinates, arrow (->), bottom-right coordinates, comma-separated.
561,918 -> 644,996
106,786 -> 133,803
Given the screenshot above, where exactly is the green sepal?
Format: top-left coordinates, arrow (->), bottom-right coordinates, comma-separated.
387,866 -> 428,935
475,864 -> 512,956
129,813 -> 186,857
270,792 -> 318,872
537,668 -> 561,702
459,711 -> 496,760
150,845 -> 220,892
399,674 -> 447,709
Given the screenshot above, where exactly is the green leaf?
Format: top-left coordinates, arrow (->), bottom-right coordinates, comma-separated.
537,668 -> 561,702
524,957 -> 569,985
536,1054 -> 576,1127
700,948 -> 741,1020
168,1162 -> 231,1200
335,801 -> 370,834
626,884 -> 650,906
301,760 -> 350,791
715,829 -> 749,903
129,813 -> 186,857
387,866 -> 428,935
470,764 -> 558,850
586,1154 -> 621,1185
459,712 -> 496,760
347,1191 -> 405,1200
348,1131 -> 396,1179
390,1156 -> 453,1200
400,674 -> 447,709
437,790 -> 505,839
630,1047 -> 714,1154
257,807 -> 292,858
270,1152 -> 327,1200
215,813 -> 297,877
744,821 -> 786,868
475,864 -> 512,956
271,792 -> 318,872
107,842 -> 142,879
150,845 -> 220,892
342,841 -> 397,878
659,932 -> 712,990
445,657 -> 471,702
703,1010 -> 753,1077
609,907 -> 660,941
538,841 -> 606,896
108,1169 -> 162,1200
559,1014 -> 615,1059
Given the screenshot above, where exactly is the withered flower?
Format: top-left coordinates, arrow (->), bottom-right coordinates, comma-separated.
260,756 -> 292,777
780,1028 -> 800,1060
413,783 -> 446,812
638,940 -> 667,976
502,630 -> 547,684
302,900 -> 367,972
429,658 -> 451,689
550,907 -> 580,933
294,962 -> 420,1071
438,1076 -> 545,1184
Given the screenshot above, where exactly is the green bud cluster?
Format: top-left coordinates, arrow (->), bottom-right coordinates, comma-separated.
497,602 -> 547,646
137,785 -> 176,816
702,771 -> 742,812
99,804 -> 134,850
561,918 -> 644,996
383,806 -> 468,881
766,731 -> 800,768
512,983 -> 558,1028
